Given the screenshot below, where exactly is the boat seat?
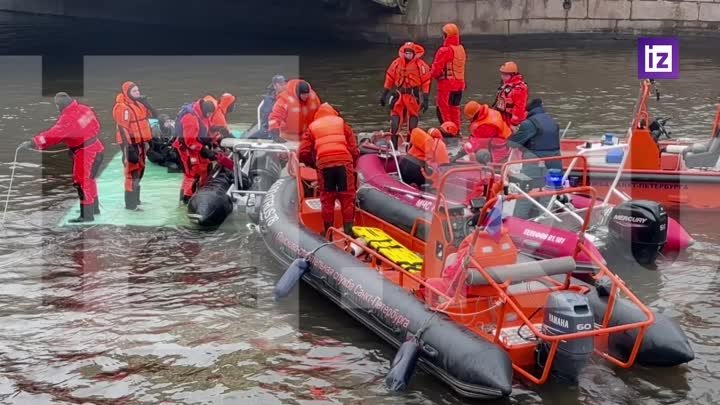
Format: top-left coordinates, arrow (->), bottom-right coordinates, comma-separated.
684,133 -> 720,168
466,257 -> 576,286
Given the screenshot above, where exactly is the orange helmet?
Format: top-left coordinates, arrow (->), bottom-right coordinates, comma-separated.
314,102 -> 339,120
499,61 -> 519,74
440,121 -> 459,137
442,23 -> 459,37
463,101 -> 488,120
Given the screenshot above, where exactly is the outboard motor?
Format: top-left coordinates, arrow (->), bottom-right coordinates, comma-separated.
607,200 -> 668,266
246,150 -> 283,223
537,292 -> 594,383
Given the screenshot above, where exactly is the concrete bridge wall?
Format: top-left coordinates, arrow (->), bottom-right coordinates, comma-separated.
2,0 -> 720,42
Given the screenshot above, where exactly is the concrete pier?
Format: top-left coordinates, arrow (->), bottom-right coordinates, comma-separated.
1,0 -> 719,42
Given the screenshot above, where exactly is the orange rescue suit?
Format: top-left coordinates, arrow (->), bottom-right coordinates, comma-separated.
384,42 -> 431,119
268,79 -> 321,141
467,108 -> 512,163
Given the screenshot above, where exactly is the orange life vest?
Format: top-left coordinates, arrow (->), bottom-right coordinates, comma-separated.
386,42 -> 431,92
469,108 -> 512,139
112,93 -> 152,145
310,115 -> 353,166
278,80 -> 320,141
443,45 -> 466,81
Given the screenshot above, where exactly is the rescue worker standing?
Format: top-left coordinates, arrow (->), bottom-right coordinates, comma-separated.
454,101 -> 511,164
431,23 -> 466,130
509,98 -> 562,218
268,79 -> 321,142
493,61 -> 529,129
112,81 -> 157,210
379,42 -> 431,148
258,75 -> 287,137
21,92 -> 105,222
298,103 -> 359,236
173,97 -> 217,204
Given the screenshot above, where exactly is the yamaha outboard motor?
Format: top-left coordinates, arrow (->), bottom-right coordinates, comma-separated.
607,200 -> 668,266
246,150 -> 283,223
537,292 -> 594,383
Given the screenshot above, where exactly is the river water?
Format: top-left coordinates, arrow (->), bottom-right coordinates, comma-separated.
1,11 -> 719,405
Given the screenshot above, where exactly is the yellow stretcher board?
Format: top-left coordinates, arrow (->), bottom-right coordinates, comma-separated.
352,226 -> 423,273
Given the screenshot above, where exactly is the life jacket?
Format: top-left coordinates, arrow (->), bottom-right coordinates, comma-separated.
442,44 -> 466,81
278,79 -> 320,141
526,106 -> 560,151
470,109 -> 512,163
493,75 -> 528,122
309,109 -> 352,167
113,81 -> 153,145
387,42 -> 430,91
408,128 -> 431,162
175,103 -> 208,149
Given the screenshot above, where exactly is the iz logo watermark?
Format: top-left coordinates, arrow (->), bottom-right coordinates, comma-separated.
637,37 -> 679,79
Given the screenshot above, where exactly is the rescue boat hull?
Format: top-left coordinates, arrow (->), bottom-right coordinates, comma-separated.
259,177 -> 514,399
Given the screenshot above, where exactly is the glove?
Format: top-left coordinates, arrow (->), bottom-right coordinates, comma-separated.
269,129 -> 286,143
18,140 -> 33,150
218,127 -> 231,138
200,145 -> 216,160
421,93 -> 429,113
126,145 -> 140,164
379,89 -> 389,107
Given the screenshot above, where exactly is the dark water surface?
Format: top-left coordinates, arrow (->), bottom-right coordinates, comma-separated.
1,11 -> 719,405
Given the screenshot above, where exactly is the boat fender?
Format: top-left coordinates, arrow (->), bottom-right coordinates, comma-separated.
385,335 -> 421,392
274,258 -> 309,300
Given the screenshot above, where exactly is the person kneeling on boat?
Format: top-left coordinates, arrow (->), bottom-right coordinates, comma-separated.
399,127 -> 450,188
452,101 -> 511,164
299,103 -> 359,235
173,96 -> 217,204
508,98 -> 562,219
21,92 -> 105,223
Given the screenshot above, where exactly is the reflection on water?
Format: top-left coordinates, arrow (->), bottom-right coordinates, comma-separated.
1,11 -> 720,405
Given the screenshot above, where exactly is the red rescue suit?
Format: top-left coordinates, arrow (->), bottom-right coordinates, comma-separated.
173,101 -> 213,200
431,33 -> 466,129
32,100 -> 105,206
299,104 -> 359,227
112,81 -> 154,209
268,80 -> 321,142
466,108 -> 512,163
384,42 -> 431,126
493,74 -> 528,127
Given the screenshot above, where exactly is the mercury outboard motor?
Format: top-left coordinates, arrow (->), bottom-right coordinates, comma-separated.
537,292 -> 594,383
246,150 -> 283,223
607,200 -> 668,266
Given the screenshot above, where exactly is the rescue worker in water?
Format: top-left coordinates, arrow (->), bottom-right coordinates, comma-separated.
299,103 -> 359,236
112,81 -> 157,211
431,23 -> 466,131
173,97 -> 217,203
20,92 -> 105,223
379,41 -> 431,148
268,79 -> 321,142
492,61 -> 529,129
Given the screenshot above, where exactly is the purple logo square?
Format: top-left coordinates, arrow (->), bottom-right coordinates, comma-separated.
638,37 -> 679,80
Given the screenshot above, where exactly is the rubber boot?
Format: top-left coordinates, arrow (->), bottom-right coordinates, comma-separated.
125,191 -> 138,211
93,199 -> 100,215
69,203 -> 95,223
343,222 -> 354,236
135,185 -> 142,207
323,221 -> 333,236
408,116 -> 419,132
390,115 -> 400,149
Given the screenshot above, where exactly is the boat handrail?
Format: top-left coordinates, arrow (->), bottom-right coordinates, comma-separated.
227,139 -> 294,197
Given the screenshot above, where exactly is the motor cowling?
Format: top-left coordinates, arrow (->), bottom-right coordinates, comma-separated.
607,200 -> 668,266
537,292 -> 594,383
